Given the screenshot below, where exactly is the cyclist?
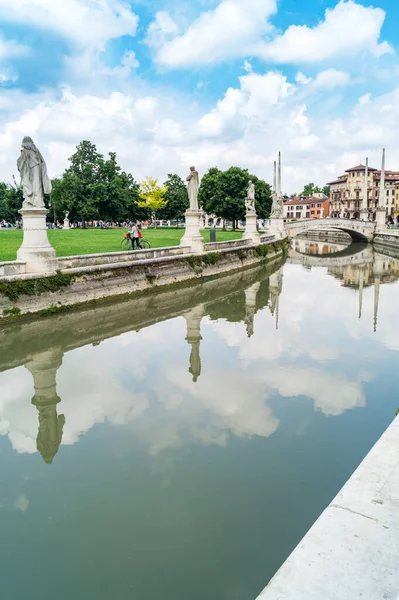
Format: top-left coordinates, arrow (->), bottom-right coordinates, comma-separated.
130,221 -> 142,250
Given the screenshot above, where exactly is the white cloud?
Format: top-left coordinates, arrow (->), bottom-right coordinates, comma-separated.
257,0 -> 392,64
152,0 -> 391,68
313,68 -> 351,90
3,62 -> 399,194
145,11 -> 180,50
295,72 -> 312,85
153,0 -> 277,67
0,0 -> 139,47
197,71 -> 294,137
0,37 -> 28,60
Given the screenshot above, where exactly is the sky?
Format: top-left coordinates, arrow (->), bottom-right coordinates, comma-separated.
0,0 -> 398,193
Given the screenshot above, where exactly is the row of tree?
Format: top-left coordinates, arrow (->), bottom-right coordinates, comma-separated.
2,140 -> 330,226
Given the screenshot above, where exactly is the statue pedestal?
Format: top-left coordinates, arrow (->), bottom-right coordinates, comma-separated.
242,213 -> 260,244
375,207 -> 386,231
269,216 -> 286,239
360,209 -> 369,222
63,218 -> 70,230
17,208 -> 58,274
180,210 -> 205,254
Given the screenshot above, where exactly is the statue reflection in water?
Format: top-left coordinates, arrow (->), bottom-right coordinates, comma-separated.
184,305 -> 205,382
25,349 -> 65,464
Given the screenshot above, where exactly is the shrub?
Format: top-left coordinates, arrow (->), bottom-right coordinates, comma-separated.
3,306 -> 21,317
0,270 -> 75,301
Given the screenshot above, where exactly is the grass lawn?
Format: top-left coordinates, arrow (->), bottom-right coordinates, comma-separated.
0,227 -> 244,262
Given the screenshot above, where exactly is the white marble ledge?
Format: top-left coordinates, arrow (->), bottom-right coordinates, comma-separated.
257,416 -> 399,600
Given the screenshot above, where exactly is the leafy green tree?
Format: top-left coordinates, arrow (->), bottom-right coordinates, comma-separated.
0,178 -> 23,222
199,166 -> 272,229
51,141 -> 145,224
138,177 -> 168,227
0,183 -> 8,220
302,183 -> 323,196
323,185 -> 330,197
158,174 -> 189,222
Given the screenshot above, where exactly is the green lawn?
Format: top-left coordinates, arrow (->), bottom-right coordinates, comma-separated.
0,227 -> 243,262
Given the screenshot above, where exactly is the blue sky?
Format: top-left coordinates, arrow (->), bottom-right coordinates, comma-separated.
0,0 -> 398,192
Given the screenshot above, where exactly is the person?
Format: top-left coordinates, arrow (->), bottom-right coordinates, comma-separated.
130,221 -> 142,250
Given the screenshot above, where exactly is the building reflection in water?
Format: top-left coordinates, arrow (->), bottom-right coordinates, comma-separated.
291,238 -> 399,332
25,349 -> 65,464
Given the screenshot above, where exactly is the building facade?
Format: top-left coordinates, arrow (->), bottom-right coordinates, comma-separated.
284,194 -> 330,220
328,164 -> 399,220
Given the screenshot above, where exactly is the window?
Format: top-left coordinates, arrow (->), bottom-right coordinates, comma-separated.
317,203 -> 321,208
306,212 -> 310,218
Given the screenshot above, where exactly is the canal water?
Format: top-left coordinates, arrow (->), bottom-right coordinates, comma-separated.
1,241 -> 399,600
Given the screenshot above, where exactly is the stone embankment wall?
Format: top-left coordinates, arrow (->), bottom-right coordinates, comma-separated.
374,231 -> 399,258
0,240 -> 287,320
296,230 -> 353,244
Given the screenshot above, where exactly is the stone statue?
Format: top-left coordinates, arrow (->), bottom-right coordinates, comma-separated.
186,166 -> 199,211
17,136 -> 52,209
245,180 -> 256,214
270,192 -> 284,218
339,206 -> 345,219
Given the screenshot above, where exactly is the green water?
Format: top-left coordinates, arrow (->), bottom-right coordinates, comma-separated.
1,242 -> 399,600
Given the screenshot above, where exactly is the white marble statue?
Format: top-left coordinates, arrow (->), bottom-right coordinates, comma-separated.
339,206 -> 345,219
186,166 -> 199,211
17,137 -> 52,210
245,180 -> 256,214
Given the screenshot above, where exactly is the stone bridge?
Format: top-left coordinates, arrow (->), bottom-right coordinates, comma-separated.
289,246 -> 373,269
285,218 -> 376,242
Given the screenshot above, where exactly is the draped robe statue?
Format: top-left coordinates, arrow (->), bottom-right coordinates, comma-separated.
186,166 -> 199,211
17,137 -> 52,209
245,180 -> 256,214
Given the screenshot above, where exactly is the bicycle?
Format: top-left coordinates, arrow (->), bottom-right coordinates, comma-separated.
121,232 -> 151,251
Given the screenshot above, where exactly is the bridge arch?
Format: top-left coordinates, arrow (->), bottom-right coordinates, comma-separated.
285,218 -> 375,243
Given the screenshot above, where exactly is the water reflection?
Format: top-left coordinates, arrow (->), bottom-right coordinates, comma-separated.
0,244 -> 399,466
2,243 -> 399,600
26,350 -> 65,464
289,240 -> 399,331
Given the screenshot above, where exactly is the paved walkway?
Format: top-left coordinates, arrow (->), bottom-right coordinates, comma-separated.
257,416 -> 399,600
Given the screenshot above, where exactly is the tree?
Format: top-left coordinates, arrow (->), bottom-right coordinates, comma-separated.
199,166 -> 272,229
51,141 -> 144,224
138,177 -> 168,227
302,183 -> 323,196
323,185 -> 330,197
0,179 -> 23,222
158,174 -> 189,222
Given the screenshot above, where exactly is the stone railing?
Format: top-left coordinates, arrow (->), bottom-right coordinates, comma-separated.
204,238 -> 251,252
58,245 -> 191,269
0,261 -> 26,277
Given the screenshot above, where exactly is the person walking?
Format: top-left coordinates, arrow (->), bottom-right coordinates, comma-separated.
130,221 -> 142,250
